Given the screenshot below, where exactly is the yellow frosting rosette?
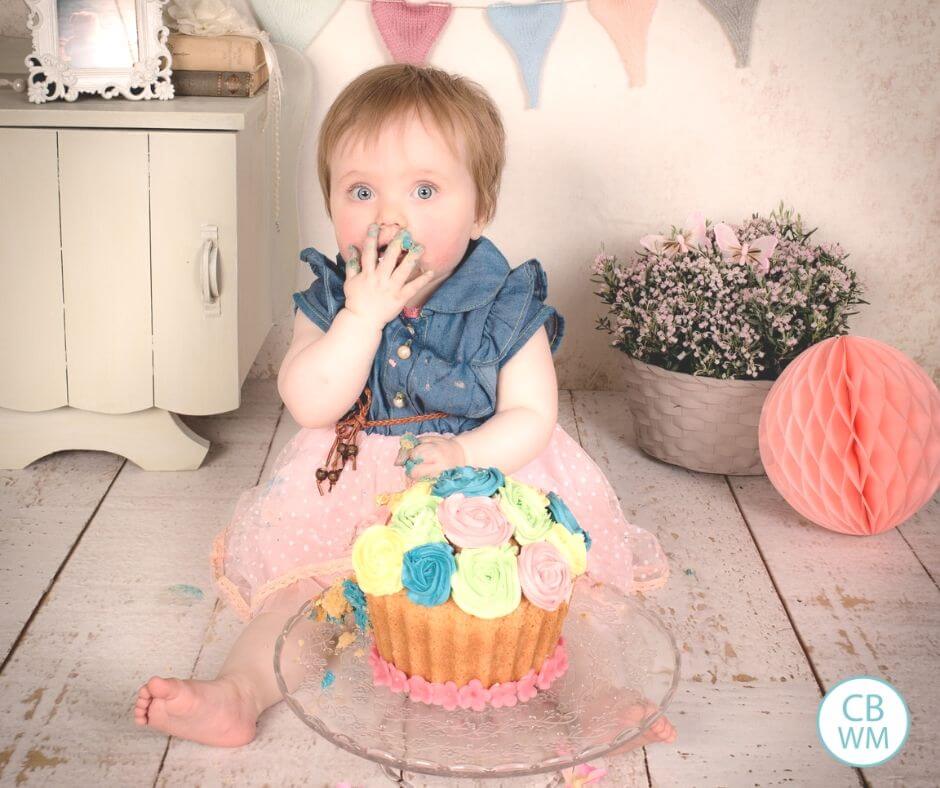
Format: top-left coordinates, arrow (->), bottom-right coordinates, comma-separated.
496,477 -> 552,545
450,543 -> 521,619
544,523 -> 587,576
386,480 -> 436,512
351,525 -> 406,596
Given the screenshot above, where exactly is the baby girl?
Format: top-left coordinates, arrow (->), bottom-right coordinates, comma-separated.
134,64 -> 672,748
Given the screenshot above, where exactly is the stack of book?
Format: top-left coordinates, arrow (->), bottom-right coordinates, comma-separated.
168,33 -> 268,98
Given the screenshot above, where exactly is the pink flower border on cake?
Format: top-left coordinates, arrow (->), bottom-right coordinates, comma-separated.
368,638 -> 569,711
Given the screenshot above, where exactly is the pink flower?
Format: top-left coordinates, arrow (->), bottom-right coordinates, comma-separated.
489,681 -> 518,708
388,666 -> 409,694
517,670 -> 538,702
407,675 -> 432,704
431,681 -> 459,710
438,493 -> 513,548
457,679 -> 491,711
590,207 -> 860,381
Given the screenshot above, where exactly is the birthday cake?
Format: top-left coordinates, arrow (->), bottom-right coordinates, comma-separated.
344,465 -> 591,710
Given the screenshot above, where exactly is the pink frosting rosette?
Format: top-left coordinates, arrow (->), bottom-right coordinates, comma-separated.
430,681 -> 460,710
388,665 -> 409,693
438,493 -> 514,548
457,679 -> 491,711
489,681 -> 519,708
518,541 -> 573,612
517,672 -> 538,702
408,675 -> 432,704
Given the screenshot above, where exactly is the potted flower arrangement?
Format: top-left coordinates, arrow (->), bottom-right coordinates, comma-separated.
591,202 -> 866,475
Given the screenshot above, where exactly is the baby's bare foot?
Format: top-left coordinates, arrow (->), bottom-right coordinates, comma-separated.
637,710 -> 677,746
133,675 -> 258,747
608,701 -> 677,756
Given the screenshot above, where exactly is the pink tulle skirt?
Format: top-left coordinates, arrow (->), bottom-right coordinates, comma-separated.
211,423 -> 670,622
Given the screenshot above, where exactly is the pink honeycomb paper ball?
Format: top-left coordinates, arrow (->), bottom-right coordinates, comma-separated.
758,336 -> 940,535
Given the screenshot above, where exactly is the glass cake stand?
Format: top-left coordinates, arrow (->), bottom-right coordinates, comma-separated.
274,582 -> 680,784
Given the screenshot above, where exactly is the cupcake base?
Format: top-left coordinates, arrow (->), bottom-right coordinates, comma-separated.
369,638 -> 569,710
366,590 -> 569,687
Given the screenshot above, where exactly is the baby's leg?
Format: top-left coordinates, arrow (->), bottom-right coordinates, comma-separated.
133,579 -> 319,747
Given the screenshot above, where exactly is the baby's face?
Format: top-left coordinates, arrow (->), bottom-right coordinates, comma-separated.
329,110 -> 484,285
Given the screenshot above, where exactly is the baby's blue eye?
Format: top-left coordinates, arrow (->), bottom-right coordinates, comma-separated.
351,185 -> 373,201
414,184 -> 436,200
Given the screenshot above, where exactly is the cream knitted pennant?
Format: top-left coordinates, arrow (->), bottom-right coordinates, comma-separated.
249,0 -> 342,52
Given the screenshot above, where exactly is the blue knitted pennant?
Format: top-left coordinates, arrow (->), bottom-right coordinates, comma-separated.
486,1 -> 565,109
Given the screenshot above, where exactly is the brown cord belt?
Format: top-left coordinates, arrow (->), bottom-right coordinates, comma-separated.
315,386 -> 447,495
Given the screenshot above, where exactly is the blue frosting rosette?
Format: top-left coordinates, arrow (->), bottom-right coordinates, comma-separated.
401,542 -> 457,607
342,578 -> 370,630
432,466 -> 505,498
547,491 -> 592,550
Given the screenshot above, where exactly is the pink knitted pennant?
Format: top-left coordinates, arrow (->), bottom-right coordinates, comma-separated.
587,0 -> 658,88
371,0 -> 454,65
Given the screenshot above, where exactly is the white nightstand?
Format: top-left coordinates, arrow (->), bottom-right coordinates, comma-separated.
0,81 -> 279,470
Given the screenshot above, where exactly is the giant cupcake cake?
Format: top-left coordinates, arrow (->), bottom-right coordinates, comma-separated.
346,465 -> 591,710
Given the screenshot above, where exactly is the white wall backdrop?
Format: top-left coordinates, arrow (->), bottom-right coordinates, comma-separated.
3,0 -> 937,388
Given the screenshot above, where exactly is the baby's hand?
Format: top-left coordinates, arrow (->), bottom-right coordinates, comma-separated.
406,436 -> 466,480
343,225 -> 436,331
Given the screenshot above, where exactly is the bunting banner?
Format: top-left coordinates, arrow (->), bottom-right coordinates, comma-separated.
251,0 -> 763,106
699,0 -> 759,67
587,0 -> 657,88
486,1 -> 564,108
250,0 -> 342,53
371,0 -> 454,65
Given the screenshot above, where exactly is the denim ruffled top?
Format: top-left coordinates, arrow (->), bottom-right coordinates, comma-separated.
291,236 -> 565,436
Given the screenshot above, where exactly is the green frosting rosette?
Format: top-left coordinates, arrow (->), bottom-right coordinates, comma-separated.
351,525 -> 406,596
545,523 -> 587,576
496,477 -> 553,545
388,484 -> 446,550
450,543 -> 521,619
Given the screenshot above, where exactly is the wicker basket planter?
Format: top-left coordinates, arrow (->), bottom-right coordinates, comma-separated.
621,355 -> 774,476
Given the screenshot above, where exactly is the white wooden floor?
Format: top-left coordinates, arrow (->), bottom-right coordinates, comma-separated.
1,379 -> 936,787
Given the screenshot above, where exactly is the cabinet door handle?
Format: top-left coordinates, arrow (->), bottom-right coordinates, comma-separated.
201,225 -> 221,316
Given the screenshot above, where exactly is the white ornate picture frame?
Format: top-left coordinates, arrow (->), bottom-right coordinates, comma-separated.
23,0 -> 174,102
